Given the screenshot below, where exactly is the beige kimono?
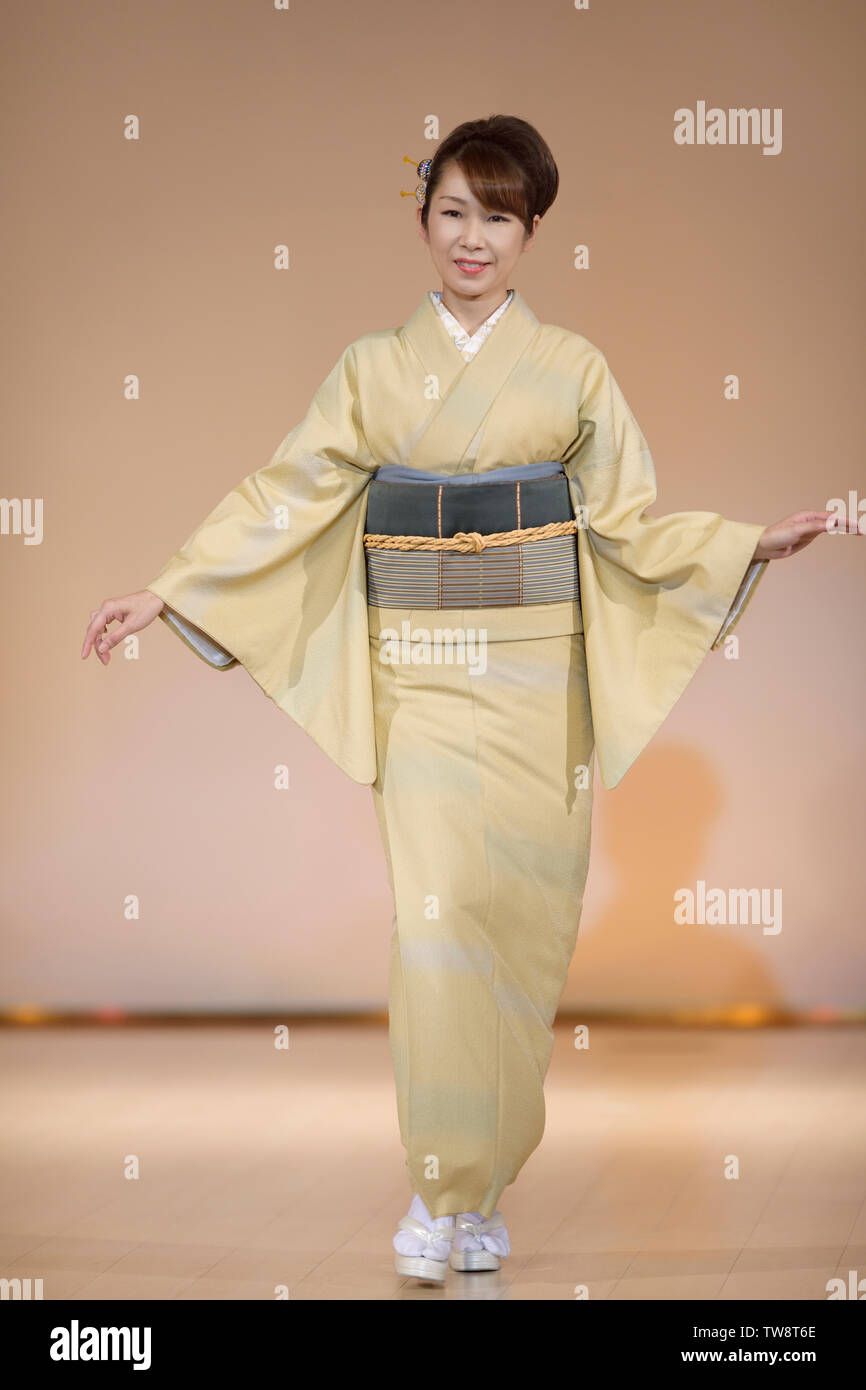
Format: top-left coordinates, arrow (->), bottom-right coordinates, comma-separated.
145,288 -> 768,1216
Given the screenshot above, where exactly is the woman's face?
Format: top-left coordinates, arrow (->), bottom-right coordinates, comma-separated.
417,160 -> 538,308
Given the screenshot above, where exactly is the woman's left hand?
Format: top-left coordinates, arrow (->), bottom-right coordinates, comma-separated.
754,510 -> 863,561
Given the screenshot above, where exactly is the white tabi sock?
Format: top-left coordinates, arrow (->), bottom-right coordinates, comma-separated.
453,1209 -> 511,1257
392,1193 -> 456,1259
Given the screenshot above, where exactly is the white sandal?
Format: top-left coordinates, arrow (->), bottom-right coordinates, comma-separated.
449,1211 -> 510,1272
393,1213 -> 456,1283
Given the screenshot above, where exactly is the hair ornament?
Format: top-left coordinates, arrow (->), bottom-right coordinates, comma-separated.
401,155 -> 433,206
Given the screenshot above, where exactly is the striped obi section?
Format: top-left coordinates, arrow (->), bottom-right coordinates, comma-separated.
364,461 -> 581,609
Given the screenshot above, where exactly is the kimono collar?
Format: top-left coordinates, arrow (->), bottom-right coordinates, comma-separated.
398,288 -> 542,473
400,287 -> 541,399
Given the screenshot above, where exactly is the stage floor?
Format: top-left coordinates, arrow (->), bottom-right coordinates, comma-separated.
1,1022 -> 864,1301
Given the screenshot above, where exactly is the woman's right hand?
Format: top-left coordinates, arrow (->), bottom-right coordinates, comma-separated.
80,590 -> 165,666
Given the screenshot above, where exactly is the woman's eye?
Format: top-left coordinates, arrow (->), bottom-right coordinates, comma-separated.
442,211 -> 508,222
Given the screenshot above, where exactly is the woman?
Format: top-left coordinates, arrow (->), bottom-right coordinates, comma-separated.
81,115 -> 853,1285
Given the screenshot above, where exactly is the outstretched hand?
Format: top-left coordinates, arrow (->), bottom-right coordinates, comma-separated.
81,590 -> 165,666
754,510 -> 863,561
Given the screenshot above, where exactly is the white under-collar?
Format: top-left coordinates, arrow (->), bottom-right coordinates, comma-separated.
428,289 -> 514,361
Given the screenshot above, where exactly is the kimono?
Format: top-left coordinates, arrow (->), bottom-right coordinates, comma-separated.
144,287 -> 769,1218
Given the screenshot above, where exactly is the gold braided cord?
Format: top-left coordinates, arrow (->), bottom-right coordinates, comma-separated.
363,519 -> 578,554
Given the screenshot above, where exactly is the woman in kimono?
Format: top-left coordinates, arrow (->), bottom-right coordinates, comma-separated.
81,115 -> 854,1285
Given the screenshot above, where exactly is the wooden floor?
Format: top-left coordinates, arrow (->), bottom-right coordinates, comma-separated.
1,1023 -> 864,1301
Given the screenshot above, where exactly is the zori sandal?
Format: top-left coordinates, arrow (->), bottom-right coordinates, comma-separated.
449,1211 -> 511,1272
393,1213 -> 456,1283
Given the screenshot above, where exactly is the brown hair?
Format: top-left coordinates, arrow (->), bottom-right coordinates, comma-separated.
420,115 -> 559,237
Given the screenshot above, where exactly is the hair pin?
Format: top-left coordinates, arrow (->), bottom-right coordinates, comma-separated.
400,155 -> 432,206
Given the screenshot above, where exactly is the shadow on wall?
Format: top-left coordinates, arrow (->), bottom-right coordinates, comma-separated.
570,744 -> 784,1012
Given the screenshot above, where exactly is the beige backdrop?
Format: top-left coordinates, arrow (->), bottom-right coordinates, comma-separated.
2,0 -> 864,1013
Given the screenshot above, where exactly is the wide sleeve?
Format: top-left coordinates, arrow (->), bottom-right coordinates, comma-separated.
562,346 -> 770,791
144,343 -> 379,784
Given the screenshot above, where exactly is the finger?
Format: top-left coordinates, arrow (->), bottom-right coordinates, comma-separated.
82,605 -> 111,654
775,512 -> 827,529
792,517 -> 844,539
821,516 -> 863,535
97,624 -> 128,658
95,622 -> 112,664
788,528 -> 825,549
82,601 -> 121,658
770,538 -> 808,559
800,511 -> 861,530
82,615 -> 105,658
82,618 -> 109,658
782,512 -> 845,536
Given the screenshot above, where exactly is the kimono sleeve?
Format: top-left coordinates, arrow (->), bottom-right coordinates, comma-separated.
562,347 -> 770,791
144,343 -> 379,784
